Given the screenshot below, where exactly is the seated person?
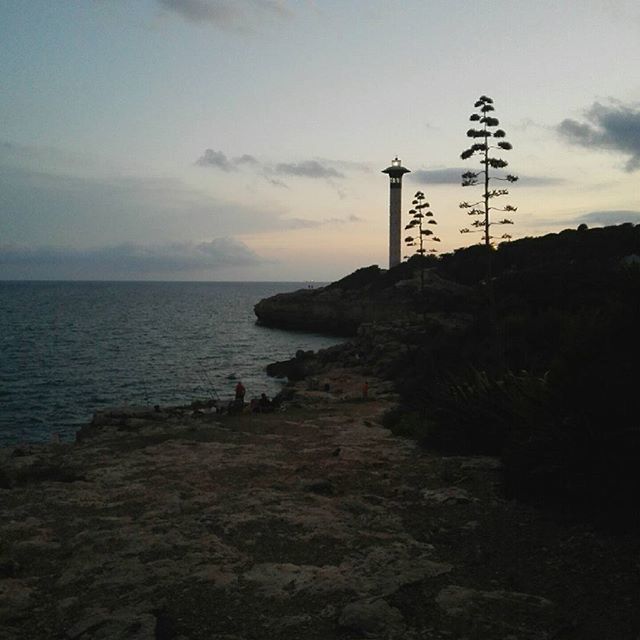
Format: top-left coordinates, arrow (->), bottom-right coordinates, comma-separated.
259,393 -> 272,412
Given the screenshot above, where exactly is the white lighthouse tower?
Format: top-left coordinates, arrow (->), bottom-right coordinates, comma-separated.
382,157 -> 410,269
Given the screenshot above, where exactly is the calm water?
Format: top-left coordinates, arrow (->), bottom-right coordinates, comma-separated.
0,281 -> 341,445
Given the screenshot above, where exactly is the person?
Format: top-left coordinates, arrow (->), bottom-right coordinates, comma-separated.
235,381 -> 246,407
259,393 -> 272,412
362,380 -> 369,400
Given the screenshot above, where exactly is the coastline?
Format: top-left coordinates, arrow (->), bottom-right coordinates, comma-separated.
0,280 -> 343,446
1,367 -> 637,639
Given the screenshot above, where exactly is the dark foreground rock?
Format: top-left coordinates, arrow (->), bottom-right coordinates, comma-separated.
0,371 -> 638,639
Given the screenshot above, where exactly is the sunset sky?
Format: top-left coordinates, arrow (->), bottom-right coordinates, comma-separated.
1,0 -> 639,281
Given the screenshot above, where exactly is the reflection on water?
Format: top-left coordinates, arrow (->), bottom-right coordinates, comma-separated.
0,281 -> 341,444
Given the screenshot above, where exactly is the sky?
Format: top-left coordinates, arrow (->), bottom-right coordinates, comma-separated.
1,0 -> 639,281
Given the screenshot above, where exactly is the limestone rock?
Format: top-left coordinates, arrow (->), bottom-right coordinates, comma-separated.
422,487 -> 475,505
0,579 -> 32,622
459,456 -> 503,471
338,598 -> 405,637
301,478 -> 335,496
254,264 -> 475,336
65,609 -> 111,639
65,608 -> 157,640
243,542 -> 451,600
266,351 -> 320,381
436,584 -> 556,638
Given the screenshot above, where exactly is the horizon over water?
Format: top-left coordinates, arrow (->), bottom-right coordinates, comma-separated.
0,280 -> 342,446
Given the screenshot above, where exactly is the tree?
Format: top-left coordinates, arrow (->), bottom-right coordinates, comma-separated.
405,190 -> 440,292
459,95 -> 518,246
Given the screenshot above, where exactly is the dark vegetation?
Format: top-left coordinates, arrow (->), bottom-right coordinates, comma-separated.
384,223 -> 640,529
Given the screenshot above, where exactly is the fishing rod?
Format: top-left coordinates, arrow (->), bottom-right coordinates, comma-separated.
196,370 -> 212,400
140,376 -> 152,407
199,367 -> 221,401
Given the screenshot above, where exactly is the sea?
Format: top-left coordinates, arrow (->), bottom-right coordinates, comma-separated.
0,281 -> 343,446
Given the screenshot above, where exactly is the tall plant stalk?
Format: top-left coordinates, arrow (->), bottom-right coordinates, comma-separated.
405,190 -> 440,292
459,95 -> 518,247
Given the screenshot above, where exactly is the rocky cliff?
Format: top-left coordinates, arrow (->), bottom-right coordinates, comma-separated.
254,263 -> 474,336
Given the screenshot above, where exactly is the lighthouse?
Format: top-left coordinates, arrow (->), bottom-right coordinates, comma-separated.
382,157 -> 410,268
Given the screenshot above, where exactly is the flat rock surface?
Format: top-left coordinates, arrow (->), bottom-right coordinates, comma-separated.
0,370 -> 638,639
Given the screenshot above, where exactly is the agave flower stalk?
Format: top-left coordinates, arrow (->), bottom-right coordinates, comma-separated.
459,95 -> 518,246
404,190 -> 440,292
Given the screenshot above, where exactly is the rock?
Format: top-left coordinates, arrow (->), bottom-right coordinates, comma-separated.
0,468 -> 11,489
459,456 -> 503,471
78,406 -> 168,440
301,478 -> 335,496
65,608 -> 157,640
277,614 -> 312,630
436,585 -> 555,615
165,493 -> 183,515
436,584 -> 556,638
14,461 -> 86,485
254,262 -> 475,336
0,559 -> 19,578
0,579 -> 32,621
65,610 -> 111,639
57,597 -> 79,613
244,543 -> 451,600
254,271 -> 405,336
0,627 -> 20,639
338,598 -> 405,637
15,537 -> 61,553
319,604 -> 337,619
422,487 -> 475,504
266,355 -> 317,381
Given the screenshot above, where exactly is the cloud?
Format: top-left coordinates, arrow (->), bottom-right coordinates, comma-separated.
280,214 -> 362,230
410,167 -> 563,187
234,154 -> 259,166
196,149 -> 236,171
156,0 -> 291,28
0,159 -> 312,248
264,176 -> 289,188
321,214 -> 361,225
558,101 -> 640,171
316,158 -> 373,174
527,210 -> 640,228
410,168 -> 468,185
158,0 -> 235,24
194,149 -> 362,187
574,210 -> 640,225
518,175 -> 565,187
0,239 -> 262,279
196,150 -> 262,172
275,160 -> 344,179
282,217 -> 321,230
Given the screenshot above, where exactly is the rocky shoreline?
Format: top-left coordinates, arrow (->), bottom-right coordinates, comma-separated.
253,264 -> 474,336
1,366 -> 638,639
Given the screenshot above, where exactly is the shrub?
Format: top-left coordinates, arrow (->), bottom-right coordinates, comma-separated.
423,369 -> 551,455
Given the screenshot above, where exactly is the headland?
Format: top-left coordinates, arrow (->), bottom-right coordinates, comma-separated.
1,223 -> 639,638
